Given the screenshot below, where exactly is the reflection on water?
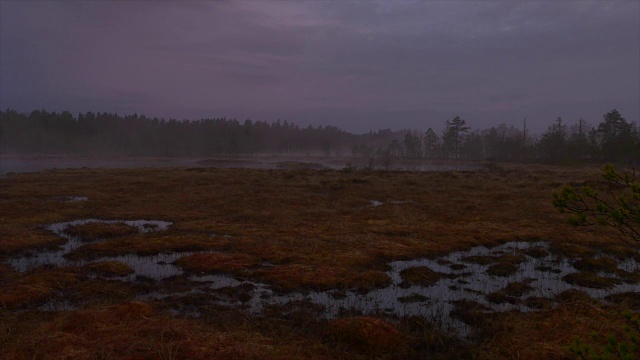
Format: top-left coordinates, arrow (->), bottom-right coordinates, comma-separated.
53,196 -> 88,202
0,155 -> 482,176
9,219 -> 173,274
0,157 -> 203,176
7,219 -> 640,337
172,241 -> 637,335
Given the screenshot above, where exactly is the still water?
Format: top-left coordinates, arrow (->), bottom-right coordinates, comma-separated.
7,219 -> 639,336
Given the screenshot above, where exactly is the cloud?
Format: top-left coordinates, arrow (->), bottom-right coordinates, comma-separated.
1,0 -> 638,133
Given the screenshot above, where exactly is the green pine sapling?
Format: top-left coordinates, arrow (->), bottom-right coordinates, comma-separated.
553,164 -> 640,249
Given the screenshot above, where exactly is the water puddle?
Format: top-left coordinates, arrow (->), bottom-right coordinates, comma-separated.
370,200 -> 410,207
6,220 -> 640,337
167,241 -> 637,335
9,219 -> 173,272
54,196 -> 88,202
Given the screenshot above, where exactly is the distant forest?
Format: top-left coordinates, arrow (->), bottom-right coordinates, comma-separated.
0,109 -> 638,163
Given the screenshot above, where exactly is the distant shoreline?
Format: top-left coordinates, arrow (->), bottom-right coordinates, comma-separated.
0,154 -> 483,176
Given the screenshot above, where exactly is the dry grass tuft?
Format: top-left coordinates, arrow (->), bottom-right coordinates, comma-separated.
563,271 -> 622,289
473,302 -> 640,359
65,222 -> 138,240
255,264 -> 391,292
605,292 -> 640,311
450,300 -> 491,326
325,316 -> 405,354
487,282 -> 535,304
502,281 -> 534,297
87,261 -> 135,277
400,266 -> 446,286
2,301 -> 335,359
572,256 -> 619,272
0,268 -> 79,308
68,233 -> 231,260
174,252 -> 258,274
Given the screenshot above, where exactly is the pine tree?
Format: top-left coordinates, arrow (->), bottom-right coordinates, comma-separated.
442,116 -> 470,159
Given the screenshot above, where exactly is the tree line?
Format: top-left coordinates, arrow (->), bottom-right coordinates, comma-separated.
0,109 -> 637,163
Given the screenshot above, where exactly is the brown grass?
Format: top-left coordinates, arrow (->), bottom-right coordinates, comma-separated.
474,302 -> 640,359
490,256 -> 522,275
487,282 -> 534,304
0,165 -> 619,258
0,268 -> 79,308
502,281 -> 534,297
1,164 -> 638,358
254,264 -> 391,292
563,271 -> 623,289
324,317 -> 405,354
606,292 -> 640,310
174,252 -> 258,274
1,301 -> 335,360
65,222 -> 138,240
87,261 -> 134,277
66,233 -> 231,260
400,266 -> 446,286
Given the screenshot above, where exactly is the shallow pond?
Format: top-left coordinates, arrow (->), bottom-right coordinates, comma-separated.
6,219 -> 640,336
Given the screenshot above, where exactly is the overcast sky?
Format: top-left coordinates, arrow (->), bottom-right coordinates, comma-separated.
1,0 -> 638,133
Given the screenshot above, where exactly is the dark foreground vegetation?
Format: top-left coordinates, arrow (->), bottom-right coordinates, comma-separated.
1,108 -> 638,163
1,164 -> 639,359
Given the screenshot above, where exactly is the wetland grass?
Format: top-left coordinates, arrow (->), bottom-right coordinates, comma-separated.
87,261 -> 135,277
65,222 -> 138,240
1,165 -> 639,359
400,266 -> 446,287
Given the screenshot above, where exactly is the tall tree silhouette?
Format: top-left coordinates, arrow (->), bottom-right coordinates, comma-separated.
442,116 -> 469,159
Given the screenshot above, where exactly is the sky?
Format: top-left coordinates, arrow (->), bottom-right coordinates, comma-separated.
1,0 -> 639,134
